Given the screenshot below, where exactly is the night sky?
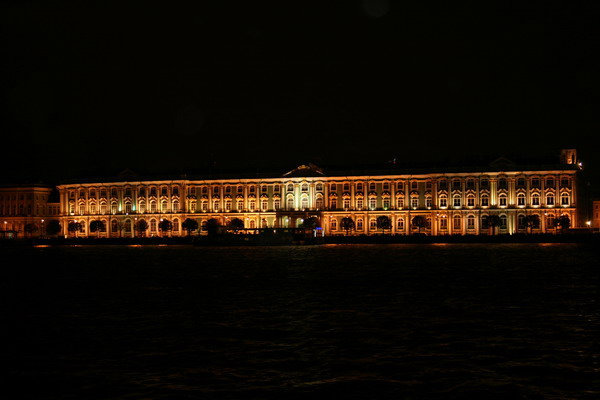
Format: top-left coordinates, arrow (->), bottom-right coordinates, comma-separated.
2,1 -> 600,187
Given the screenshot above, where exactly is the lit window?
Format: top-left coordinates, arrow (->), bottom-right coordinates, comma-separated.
453,215 -> 461,230
453,196 -> 461,208
546,194 -> 555,206
532,195 -> 540,206
499,195 -> 507,207
331,218 -> 337,230
561,194 -> 569,206
467,196 -> 475,207
411,198 -> 418,209
343,199 -> 350,209
356,199 -> 363,209
369,198 -> 376,210
440,197 -> 447,208
481,196 -> 489,207
517,194 -> 525,206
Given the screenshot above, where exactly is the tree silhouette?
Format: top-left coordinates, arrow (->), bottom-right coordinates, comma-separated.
68,221 -> 82,236
89,220 -> 105,237
158,219 -> 173,237
523,214 -> 540,234
301,216 -> 320,230
46,220 -> 61,236
228,218 -> 244,231
24,223 -> 38,237
182,218 -> 199,236
556,215 -> 571,232
340,217 -> 355,235
411,216 -> 427,234
205,218 -> 221,236
483,215 -> 502,235
376,215 -> 391,234
135,219 -> 149,237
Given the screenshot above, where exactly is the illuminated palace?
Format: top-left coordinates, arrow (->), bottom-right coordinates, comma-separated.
0,149 -> 589,238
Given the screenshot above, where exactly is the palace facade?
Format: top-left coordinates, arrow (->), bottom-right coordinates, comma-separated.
1,149 -> 589,238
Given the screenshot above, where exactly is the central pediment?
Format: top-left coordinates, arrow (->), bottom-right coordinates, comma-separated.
282,163 -> 325,178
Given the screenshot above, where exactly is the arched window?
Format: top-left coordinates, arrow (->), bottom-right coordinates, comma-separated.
500,215 -> 507,229
518,214 -> 526,229
138,188 -> 146,197
237,200 -> 244,210
249,220 -> 256,229
261,218 -> 268,228
330,218 -> 337,230
172,201 -> 179,212
124,201 -> 132,213
124,219 -> 132,233
546,194 -> 555,206
315,183 -> 323,191
439,195 -> 447,208
369,218 -> 377,229
110,202 -> 118,214
301,197 -> 309,209
287,184 -> 294,192
161,200 -> 168,212
301,183 -> 308,192
225,200 -> 232,211
213,200 -> 219,211
356,218 -> 363,230
173,219 -> 179,231
138,201 -> 146,214
111,219 -> 118,232
466,195 -> 475,207
453,195 -> 461,208
397,218 -> 404,230
561,193 -> 569,206
546,214 -> 555,229
531,194 -> 540,206
315,196 -> 323,210
517,193 -> 526,207
453,215 -> 462,230
287,197 -> 294,210
150,200 -> 157,213
499,194 -> 507,207
261,200 -> 268,210
467,215 -> 475,229
480,194 -> 489,207
356,183 -> 363,191
249,200 -> 256,210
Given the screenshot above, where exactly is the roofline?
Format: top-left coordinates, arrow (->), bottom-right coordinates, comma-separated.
56,166 -> 579,188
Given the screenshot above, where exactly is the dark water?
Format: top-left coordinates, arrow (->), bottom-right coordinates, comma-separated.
3,244 -> 600,399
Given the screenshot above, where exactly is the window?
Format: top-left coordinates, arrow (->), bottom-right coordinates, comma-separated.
440,218 -> 447,230
499,195 -> 507,207
173,219 -> 179,231
315,183 -> 323,191
225,201 -> 232,211
425,181 -> 432,189
100,204 -> 107,214
397,197 -> 404,208
481,195 -> 489,207
261,185 -> 268,193
426,197 -> 432,208
383,198 -> 390,209
561,178 -> 570,188
517,194 -> 525,206
111,202 -> 118,214
249,201 -> 256,210
411,181 -> 418,190
274,199 -> 281,209
151,188 -> 157,197
466,180 -> 475,190
498,179 -> 507,190
383,182 -> 390,190
287,197 -> 295,209
100,190 -> 107,198
288,184 -> 294,192
301,183 -> 309,192
439,180 -> 448,190
315,197 -> 322,209
172,201 -> 179,212
300,196 -> 310,210
369,219 -> 377,229
356,183 -> 363,191
213,200 -> 219,211
356,199 -> 363,209
453,215 -> 461,230
330,184 -> 337,191
369,198 -> 376,209
330,218 -> 337,230
561,194 -> 569,206
531,178 -> 540,188
125,188 -> 132,197
546,178 -> 555,187
453,195 -> 461,208
500,215 -> 507,229
150,219 -> 157,232
532,194 -> 540,206
517,178 -> 526,188
369,183 -> 376,191
125,202 -> 132,213
225,186 -> 231,194
201,201 -> 208,212
249,186 -> 255,193
238,185 -> 244,193
411,197 -> 418,209
357,218 -> 363,230
480,179 -> 489,189
452,180 -> 461,190
150,201 -> 157,213
330,199 -> 337,209
467,215 -> 475,229
139,188 -> 146,197
161,200 -> 168,212
546,194 -> 555,206
262,200 -> 269,210
212,187 -> 219,196
397,218 -> 404,230
440,196 -> 447,208
237,200 -> 244,210
162,187 -> 168,196
90,204 -> 97,214
467,196 -> 475,207
190,202 -> 196,212
343,183 -> 350,191
79,204 -> 85,215
343,199 -> 350,209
